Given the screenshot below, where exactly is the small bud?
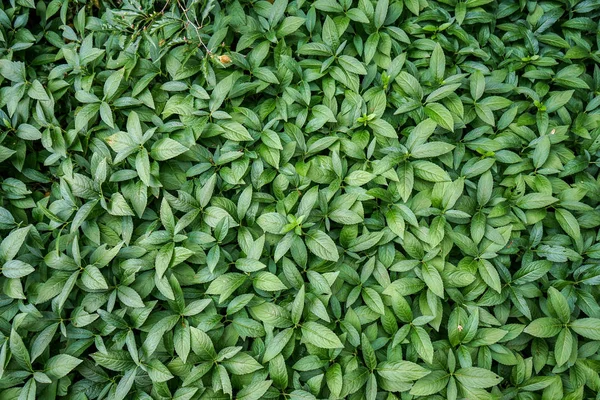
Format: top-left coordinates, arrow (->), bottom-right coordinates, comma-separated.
550,129 -> 556,135
218,55 -> 231,64
457,325 -> 463,332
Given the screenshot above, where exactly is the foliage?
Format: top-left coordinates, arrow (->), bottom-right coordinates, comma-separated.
1,0 -> 600,399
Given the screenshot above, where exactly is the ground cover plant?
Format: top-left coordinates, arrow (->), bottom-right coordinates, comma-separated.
1,0 -> 600,398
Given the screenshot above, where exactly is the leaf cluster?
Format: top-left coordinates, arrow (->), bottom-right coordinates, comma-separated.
1,0 -> 600,399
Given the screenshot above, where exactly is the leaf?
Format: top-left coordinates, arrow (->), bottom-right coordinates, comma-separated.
545,90 -> 574,113
263,328 -> 294,362
424,103 -> 454,132
547,287 -> 570,323
81,265 -> 109,290
570,318 -> 600,340
470,70 -> 485,101
253,271 -> 287,291
524,318 -> 563,338
10,329 -> 31,370
18,379 -> 36,400
516,194 -> 558,209
478,259 -> 502,293
151,138 -> 188,161
377,361 -> 431,381
222,353 -> 263,374
326,363 -> 343,398
411,142 -> 455,159
206,273 -> 247,303
329,209 -> 363,225
114,368 -> 138,400
512,260 -> 552,284
369,118 -> 397,138
410,371 -> 450,395
454,367 -> 502,388
554,328 -> 572,366
374,0 -> 388,28
237,380 -> 273,400
305,230 -> 339,261
345,170 -> 375,186
412,160 -> 451,182
0,60 -> 26,82
430,44 -> 445,81
277,17 -> 306,37
422,263 -> 444,298
411,326 -> 434,363
45,354 -> 83,379
0,226 -> 30,262
362,287 -> 385,314
256,213 -> 287,234
2,260 -> 35,279
397,161 -> 414,202
301,322 -> 343,349
104,68 -> 124,99
220,120 -> 254,141
117,286 -> 145,308
555,208 -> 581,243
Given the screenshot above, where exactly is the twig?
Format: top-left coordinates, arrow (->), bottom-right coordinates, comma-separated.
174,0 -> 212,54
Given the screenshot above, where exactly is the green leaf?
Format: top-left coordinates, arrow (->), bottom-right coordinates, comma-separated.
18,379 -> 36,400
257,213 -> 287,234
220,120 -> 254,141
369,118 -> 397,138
422,263 -> 444,298
326,363 -> 343,398
305,230 -> 339,261
412,160 -> 451,182
516,194 -> 558,209
45,354 -> 83,379
253,271 -> 287,291
104,68 -> 124,100
470,70 -> 485,101
2,260 -> 35,279
10,329 -> 31,370
547,287 -> 571,323
554,328 -> 572,366
424,103 -> 454,132
263,328 -> 294,363
478,259 -> 502,293
301,322 -> 343,349
430,43 -> 445,81
114,368 -> 138,400
0,226 -> 30,262
570,318 -> 600,340
545,90 -> 574,113
117,286 -> 145,308
362,287 -> 385,314
454,367 -> 502,388
151,138 -> 188,161
555,209 -> 581,243
512,260 -> 552,284
411,142 -> 455,159
411,326 -> 434,363
237,380 -> 273,400
222,353 -> 263,375
147,359 -> 174,383
374,0 -> 388,28
0,60 -> 26,82
81,265 -> 109,290
410,370 -> 450,395
524,318 -> 563,338
206,273 -> 247,303
376,361 -> 431,381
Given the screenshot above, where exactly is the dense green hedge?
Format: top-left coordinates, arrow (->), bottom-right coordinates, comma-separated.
1,0 -> 600,399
